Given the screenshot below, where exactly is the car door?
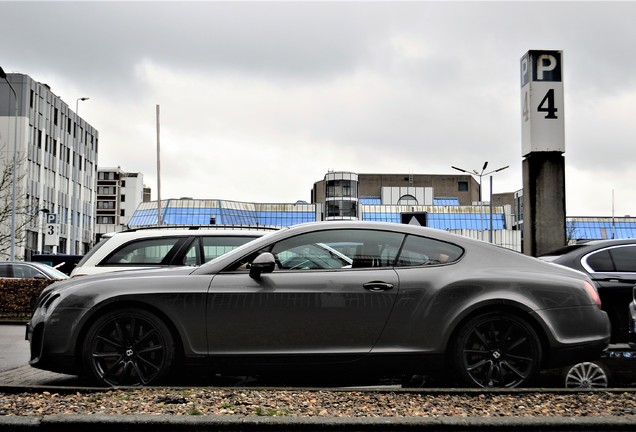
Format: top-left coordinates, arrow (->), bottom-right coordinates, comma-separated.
206,228 -> 404,360
583,244 -> 636,343
376,234 -> 465,351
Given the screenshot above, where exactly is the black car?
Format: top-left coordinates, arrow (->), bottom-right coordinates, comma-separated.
540,239 -> 636,344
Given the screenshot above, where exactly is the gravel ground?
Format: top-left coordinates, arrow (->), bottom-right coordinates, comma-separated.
2,389 -> 636,417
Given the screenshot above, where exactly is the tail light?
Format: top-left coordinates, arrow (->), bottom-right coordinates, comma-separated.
583,280 -> 602,309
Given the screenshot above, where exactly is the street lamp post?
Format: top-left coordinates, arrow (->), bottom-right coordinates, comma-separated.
70,97 -> 89,255
76,97 -> 89,116
451,162 -> 509,241
0,66 -> 19,261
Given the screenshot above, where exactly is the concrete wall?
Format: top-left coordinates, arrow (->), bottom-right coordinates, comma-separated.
522,152 -> 566,256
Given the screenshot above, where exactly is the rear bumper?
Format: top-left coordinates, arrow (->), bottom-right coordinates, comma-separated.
628,300 -> 636,349
544,338 -> 610,368
534,306 -> 610,368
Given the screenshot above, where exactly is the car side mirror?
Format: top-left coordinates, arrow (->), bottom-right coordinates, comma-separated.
249,252 -> 276,280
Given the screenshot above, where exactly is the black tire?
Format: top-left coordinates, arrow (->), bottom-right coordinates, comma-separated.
82,308 -> 174,386
451,312 -> 542,388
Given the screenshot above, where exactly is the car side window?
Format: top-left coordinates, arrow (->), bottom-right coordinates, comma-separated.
585,249 -> 614,272
14,264 -> 43,278
270,229 -> 404,270
202,236 -> 259,263
182,240 -> 201,266
0,264 -> 11,277
178,236 -> 262,267
102,238 -> 182,265
396,235 -> 463,267
609,246 -> 636,272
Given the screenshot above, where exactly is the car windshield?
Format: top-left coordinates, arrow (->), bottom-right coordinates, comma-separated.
39,264 -> 69,279
76,236 -> 112,266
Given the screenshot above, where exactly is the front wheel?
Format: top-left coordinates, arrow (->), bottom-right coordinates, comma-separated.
82,308 -> 174,386
451,312 -> 542,388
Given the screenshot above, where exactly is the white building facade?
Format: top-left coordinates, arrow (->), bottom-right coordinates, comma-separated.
96,167 -> 146,240
0,73 -> 98,259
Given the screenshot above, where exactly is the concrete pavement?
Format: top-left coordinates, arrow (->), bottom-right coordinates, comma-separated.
0,323 -> 28,373
3,413 -> 636,432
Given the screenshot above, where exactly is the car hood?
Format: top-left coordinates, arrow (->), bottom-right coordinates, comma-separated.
39,266 -> 196,297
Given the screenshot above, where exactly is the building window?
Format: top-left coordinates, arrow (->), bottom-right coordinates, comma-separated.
326,179 -> 357,199
397,194 -> 418,205
98,216 -> 115,224
327,200 -> 357,218
97,186 -> 116,195
458,181 -> 468,192
97,201 -> 115,209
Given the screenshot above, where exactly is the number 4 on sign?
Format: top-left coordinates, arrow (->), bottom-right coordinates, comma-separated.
538,89 -> 558,119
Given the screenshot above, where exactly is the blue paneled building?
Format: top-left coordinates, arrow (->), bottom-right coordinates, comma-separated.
128,171 -> 636,250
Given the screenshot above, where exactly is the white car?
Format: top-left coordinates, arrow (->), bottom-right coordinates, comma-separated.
71,227 -> 270,277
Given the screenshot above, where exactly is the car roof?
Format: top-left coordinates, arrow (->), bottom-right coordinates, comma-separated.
540,238 -> 636,258
103,226 -> 275,239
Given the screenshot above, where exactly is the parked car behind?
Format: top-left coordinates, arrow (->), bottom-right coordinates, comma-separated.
28,221 -> 610,388
70,226 -> 272,277
30,254 -> 83,276
539,239 -> 636,343
0,261 -> 69,280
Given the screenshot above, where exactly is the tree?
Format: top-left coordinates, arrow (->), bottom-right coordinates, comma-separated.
0,142 -> 33,260
565,219 -> 578,245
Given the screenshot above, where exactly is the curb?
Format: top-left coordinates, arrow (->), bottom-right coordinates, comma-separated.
2,414 -> 636,431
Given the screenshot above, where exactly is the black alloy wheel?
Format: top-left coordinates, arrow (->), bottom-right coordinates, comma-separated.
452,312 -> 542,388
82,308 -> 174,386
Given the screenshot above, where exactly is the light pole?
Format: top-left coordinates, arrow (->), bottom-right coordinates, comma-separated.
76,97 -> 89,116
0,66 -> 19,261
36,208 -> 50,254
70,97 -> 88,255
451,162 -> 509,240
488,166 -> 510,242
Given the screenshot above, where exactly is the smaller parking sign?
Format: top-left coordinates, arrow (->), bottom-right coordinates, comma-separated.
44,213 -> 60,246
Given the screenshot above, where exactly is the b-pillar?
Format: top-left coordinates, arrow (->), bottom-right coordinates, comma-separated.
520,50 -> 566,256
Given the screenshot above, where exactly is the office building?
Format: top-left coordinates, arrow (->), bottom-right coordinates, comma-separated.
96,167 -> 147,241
0,73 -> 98,259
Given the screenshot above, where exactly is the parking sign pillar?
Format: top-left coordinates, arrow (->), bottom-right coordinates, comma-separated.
520,50 -> 567,256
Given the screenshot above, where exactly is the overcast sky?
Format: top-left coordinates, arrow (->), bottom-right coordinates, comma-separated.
3,1 -> 636,216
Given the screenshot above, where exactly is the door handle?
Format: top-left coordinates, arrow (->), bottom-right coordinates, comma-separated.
363,282 -> 394,292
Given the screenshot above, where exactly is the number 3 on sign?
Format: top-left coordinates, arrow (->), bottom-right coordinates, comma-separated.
522,89 -> 558,121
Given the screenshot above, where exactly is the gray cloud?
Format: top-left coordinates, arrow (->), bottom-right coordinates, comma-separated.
2,1 -> 636,215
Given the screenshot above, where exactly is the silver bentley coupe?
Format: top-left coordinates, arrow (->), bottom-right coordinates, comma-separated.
27,221 -> 610,388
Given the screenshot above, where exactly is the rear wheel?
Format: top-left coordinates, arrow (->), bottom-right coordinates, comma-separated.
82,308 -> 174,386
565,362 -> 609,388
451,312 -> 542,388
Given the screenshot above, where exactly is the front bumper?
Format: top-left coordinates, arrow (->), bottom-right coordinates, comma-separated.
26,306 -> 87,376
